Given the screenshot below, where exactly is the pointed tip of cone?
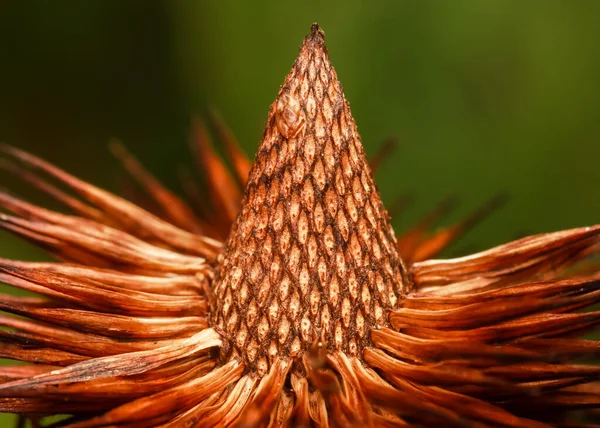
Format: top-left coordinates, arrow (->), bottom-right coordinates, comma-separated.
308,22 -> 325,42
302,23 -> 326,55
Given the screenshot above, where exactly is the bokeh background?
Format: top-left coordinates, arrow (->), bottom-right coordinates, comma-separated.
1,0 -> 600,424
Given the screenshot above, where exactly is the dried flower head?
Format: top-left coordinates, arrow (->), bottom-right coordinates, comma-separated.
2,23 -> 600,427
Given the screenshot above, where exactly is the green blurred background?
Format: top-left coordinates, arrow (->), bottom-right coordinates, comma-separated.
1,0 -> 600,424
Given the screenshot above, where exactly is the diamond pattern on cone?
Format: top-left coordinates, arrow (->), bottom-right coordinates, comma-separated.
212,23 -> 407,374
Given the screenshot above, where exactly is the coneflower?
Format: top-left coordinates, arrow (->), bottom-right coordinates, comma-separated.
2,23 -> 600,427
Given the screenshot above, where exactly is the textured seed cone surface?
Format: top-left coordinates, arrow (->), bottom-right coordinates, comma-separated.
212,24 -> 407,375
1,23 -> 600,428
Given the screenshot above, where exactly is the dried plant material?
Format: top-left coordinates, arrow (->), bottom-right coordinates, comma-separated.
212,24 -> 406,377
408,194 -> 508,262
209,109 -> 252,188
109,141 -> 205,233
191,119 -> 243,231
0,23 -> 600,427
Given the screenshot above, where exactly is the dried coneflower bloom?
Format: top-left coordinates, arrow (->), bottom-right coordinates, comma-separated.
2,23 -> 600,427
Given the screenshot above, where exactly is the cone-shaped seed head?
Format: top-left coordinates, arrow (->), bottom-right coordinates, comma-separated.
212,24 -> 407,375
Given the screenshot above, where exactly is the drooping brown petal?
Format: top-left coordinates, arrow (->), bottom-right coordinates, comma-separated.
385,376 -> 549,428
0,144 -> 222,260
412,225 -> 600,292
327,351 -> 373,426
0,315 -> 172,357
503,389 -> 600,421
350,358 -> 472,426
288,373 -> 312,426
0,328 -> 220,399
0,211 -> 209,274
1,360 -> 215,411
410,194 -> 508,262
398,311 -> 600,342
397,197 -> 457,260
0,365 -> 57,383
0,159 -> 109,225
0,397 -> 119,414
404,274 -> 600,310
0,343 -> 89,366
209,110 -> 252,188
0,260 -> 206,316
371,327 -> 539,364
169,375 -> 256,428
234,358 -> 291,427
364,347 -> 511,390
109,141 -> 205,233
2,261 -> 207,295
394,278 -> 600,331
191,119 -> 242,232
66,359 -> 243,428
0,296 -> 206,339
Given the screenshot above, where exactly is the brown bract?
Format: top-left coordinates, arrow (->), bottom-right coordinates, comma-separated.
0,23 -> 600,427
